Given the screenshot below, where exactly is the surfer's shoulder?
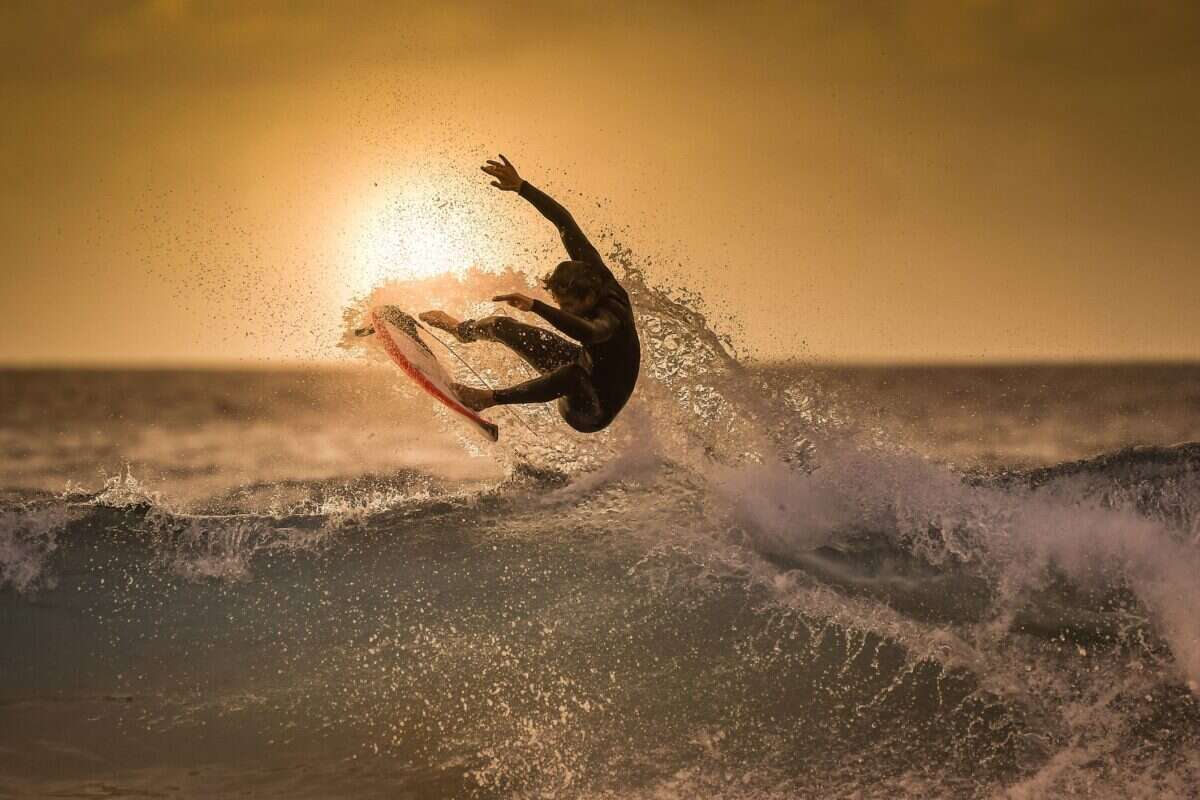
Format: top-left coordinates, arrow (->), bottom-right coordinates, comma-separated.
606,283 -> 633,311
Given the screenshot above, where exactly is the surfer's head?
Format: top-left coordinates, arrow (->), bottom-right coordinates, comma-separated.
544,260 -> 602,314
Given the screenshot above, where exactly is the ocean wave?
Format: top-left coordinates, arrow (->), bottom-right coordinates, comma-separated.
3,266 -> 1199,796
2,437 -> 1198,796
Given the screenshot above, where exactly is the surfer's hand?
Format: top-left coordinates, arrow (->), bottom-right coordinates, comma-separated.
493,293 -> 534,312
481,154 -> 522,191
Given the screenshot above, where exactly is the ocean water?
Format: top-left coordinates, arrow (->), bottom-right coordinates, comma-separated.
3,279 -> 1200,797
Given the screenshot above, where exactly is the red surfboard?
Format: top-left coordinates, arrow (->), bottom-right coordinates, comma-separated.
370,307 -> 499,442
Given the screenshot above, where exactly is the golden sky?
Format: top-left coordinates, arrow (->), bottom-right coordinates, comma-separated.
3,1 -> 1198,364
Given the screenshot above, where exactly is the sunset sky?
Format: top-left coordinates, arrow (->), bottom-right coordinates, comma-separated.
3,1 -> 1198,364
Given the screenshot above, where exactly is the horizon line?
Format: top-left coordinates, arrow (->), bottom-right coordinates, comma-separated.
2,356 -> 1200,371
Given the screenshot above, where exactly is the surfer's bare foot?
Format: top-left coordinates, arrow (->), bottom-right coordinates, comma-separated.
452,383 -> 496,412
419,310 -> 470,342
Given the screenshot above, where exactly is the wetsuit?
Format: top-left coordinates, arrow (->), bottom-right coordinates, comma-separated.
462,181 -> 641,433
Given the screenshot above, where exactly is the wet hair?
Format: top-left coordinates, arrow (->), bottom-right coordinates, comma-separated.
542,260 -> 602,299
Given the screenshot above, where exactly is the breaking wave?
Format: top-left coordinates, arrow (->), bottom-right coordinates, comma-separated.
2,259 -> 1198,798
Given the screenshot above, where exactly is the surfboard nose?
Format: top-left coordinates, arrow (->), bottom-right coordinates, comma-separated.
376,306 -> 421,337
372,306 -> 501,443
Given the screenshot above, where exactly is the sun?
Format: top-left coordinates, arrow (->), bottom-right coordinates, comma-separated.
342,178 -> 500,299
359,190 -> 472,277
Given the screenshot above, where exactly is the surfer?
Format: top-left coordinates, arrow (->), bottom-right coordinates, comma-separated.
420,155 -> 640,433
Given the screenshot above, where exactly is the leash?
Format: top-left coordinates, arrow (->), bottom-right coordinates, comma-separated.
416,323 -> 546,438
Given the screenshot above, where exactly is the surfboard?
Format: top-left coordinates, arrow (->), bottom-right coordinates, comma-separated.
369,306 -> 500,442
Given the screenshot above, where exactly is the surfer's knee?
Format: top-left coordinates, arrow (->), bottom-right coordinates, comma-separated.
475,315 -> 516,340
559,362 -> 589,383
558,394 -> 609,433
556,365 -> 606,432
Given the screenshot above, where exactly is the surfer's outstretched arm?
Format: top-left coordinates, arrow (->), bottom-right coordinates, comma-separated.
516,183 -> 605,267
481,155 -> 613,280
531,301 -> 618,345
493,293 -> 619,345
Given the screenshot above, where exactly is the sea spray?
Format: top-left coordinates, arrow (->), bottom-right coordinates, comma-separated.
0,278 -> 1197,796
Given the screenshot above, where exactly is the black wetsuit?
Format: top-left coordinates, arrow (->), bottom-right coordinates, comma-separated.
463,181 -> 640,432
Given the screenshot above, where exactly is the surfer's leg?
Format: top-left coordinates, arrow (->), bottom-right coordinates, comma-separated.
463,315 -> 580,375
455,363 -> 606,431
492,363 -> 599,409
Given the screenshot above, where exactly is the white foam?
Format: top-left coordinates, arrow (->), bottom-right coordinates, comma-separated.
0,505 -> 77,592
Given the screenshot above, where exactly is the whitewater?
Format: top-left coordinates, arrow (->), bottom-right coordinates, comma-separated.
2,263 -> 1199,798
